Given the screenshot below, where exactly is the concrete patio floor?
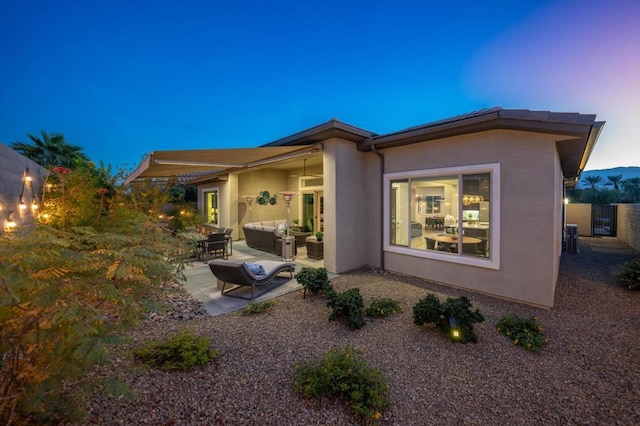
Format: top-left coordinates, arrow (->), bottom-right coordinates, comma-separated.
181,240 -> 336,316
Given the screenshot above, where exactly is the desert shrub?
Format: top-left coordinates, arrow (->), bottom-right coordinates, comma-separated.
133,328 -> 218,370
240,299 -> 276,315
0,167 -> 191,424
412,294 -> 485,343
412,293 -> 443,325
295,267 -> 332,296
619,258 -> 640,290
497,314 -> 548,352
327,288 -> 367,330
365,298 -> 403,318
294,347 -> 390,422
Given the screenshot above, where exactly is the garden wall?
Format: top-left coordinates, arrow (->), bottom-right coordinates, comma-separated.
617,204 -> 640,253
0,142 -> 48,232
566,203 -> 591,236
566,202 -> 640,253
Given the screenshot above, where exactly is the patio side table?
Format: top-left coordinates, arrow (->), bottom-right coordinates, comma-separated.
306,238 -> 324,260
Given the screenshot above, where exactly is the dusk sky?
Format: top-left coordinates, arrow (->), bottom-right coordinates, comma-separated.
1,0 -> 638,172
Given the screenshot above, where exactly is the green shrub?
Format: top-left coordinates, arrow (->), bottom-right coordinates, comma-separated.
327,288 -> 367,330
365,298 -> 403,318
497,315 -> 548,352
294,347 -> 390,422
295,267 -> 332,296
241,299 -> 276,315
413,294 -> 485,343
619,258 -> 640,290
133,328 -> 218,370
412,293 -> 443,325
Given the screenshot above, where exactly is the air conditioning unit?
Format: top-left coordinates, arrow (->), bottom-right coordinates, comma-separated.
564,224 -> 578,253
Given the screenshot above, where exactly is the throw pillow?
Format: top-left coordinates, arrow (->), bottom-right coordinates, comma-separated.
244,262 -> 266,276
277,223 -> 286,236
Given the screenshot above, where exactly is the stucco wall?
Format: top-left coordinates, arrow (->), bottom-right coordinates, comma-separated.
0,142 -> 48,232
323,139 -> 381,274
565,203 -> 592,236
617,204 -> 640,252
218,168 -> 290,240
381,129 -> 563,307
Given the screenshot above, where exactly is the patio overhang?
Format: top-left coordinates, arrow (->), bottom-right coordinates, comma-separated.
125,145 -> 320,184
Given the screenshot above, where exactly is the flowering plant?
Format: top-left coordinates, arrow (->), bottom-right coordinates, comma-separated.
497,314 -> 548,352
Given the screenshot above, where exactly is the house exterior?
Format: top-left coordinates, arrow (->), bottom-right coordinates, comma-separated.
126,108 -> 605,308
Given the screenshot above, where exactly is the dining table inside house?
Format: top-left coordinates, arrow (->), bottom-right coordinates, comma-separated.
428,234 -> 482,252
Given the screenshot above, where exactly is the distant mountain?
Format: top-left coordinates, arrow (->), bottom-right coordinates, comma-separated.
579,167 -> 640,188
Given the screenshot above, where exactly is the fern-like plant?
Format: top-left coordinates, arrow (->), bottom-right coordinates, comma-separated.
133,328 -> 218,370
0,165 -> 192,424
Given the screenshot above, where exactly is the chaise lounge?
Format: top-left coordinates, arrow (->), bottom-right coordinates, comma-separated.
208,259 -> 296,300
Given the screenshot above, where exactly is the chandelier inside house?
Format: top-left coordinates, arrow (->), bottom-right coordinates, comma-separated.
462,194 -> 484,205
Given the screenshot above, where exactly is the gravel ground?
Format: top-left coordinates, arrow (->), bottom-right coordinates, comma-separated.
80,237 -> 640,425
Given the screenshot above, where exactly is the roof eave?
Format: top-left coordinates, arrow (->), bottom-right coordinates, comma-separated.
261,119 -> 375,147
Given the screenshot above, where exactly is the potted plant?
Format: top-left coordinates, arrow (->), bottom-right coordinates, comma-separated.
291,219 -> 303,232
315,231 -> 324,241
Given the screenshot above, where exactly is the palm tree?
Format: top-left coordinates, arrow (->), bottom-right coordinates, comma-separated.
11,131 -> 90,169
605,174 -> 624,202
583,175 -> 602,191
605,174 -> 623,192
622,177 -> 640,203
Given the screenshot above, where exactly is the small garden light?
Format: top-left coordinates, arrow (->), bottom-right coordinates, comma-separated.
449,316 -> 461,340
5,214 -> 17,229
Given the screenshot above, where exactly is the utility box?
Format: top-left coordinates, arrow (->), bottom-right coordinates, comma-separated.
564,224 -> 579,253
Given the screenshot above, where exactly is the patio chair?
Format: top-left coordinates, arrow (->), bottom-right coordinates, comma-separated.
203,233 -> 228,260
208,259 -> 296,300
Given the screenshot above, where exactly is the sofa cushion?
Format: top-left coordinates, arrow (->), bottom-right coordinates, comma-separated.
261,220 -> 275,227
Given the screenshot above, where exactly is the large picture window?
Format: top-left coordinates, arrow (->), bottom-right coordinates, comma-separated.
386,164 -> 499,269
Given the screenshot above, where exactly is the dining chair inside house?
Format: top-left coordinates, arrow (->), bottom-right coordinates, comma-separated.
425,217 -> 435,230
425,237 -> 436,250
462,242 -> 479,255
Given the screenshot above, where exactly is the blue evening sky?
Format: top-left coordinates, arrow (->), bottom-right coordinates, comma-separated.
1,0 -> 638,171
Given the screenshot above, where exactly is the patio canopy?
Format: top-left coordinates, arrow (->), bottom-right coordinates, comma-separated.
125,145 -> 319,184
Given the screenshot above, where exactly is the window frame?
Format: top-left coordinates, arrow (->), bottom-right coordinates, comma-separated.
383,163 -> 500,270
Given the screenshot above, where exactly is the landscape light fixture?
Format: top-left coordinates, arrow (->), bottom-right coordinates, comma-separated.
5,213 -> 17,229
449,316 -> 461,340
